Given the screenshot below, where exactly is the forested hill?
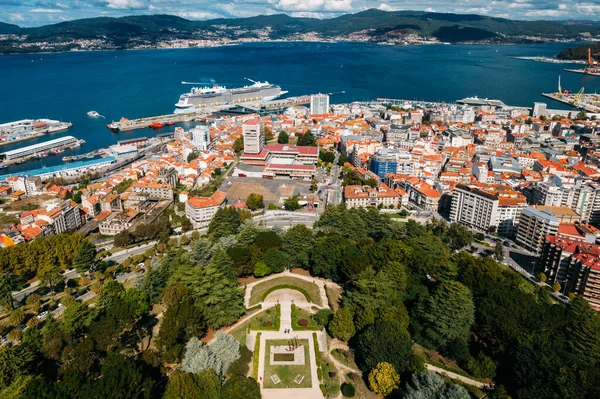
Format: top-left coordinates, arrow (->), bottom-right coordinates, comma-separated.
2,9 -> 600,44
557,41 -> 600,60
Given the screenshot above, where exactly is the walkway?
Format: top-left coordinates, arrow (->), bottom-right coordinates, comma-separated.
425,364 -> 492,389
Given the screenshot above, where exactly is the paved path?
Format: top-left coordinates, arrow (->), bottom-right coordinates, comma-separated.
425,364 -> 492,389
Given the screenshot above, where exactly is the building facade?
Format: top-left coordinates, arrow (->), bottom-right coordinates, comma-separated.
310,94 -> 330,115
343,184 -> 400,209
516,207 -> 560,254
242,119 -> 265,155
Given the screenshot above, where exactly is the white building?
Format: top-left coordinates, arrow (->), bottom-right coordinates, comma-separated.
185,191 -> 227,227
310,94 -> 330,115
190,125 -> 210,151
5,175 -> 42,195
242,119 -> 265,154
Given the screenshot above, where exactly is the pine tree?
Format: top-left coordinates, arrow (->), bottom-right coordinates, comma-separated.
208,332 -> 241,373
181,337 -> 224,375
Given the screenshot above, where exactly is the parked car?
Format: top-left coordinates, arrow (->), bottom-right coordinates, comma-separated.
36,311 -> 49,320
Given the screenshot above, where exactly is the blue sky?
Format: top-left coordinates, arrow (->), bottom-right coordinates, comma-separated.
2,0 -> 600,27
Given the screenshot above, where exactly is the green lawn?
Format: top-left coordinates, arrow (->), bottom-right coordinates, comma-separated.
249,277 -> 322,307
250,305 -> 280,331
263,339 -> 312,389
291,305 -> 321,331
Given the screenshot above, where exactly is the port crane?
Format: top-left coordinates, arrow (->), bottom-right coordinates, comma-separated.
574,87 -> 585,108
584,48 -> 599,74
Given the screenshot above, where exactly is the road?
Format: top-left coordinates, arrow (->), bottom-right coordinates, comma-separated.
12,269 -> 80,302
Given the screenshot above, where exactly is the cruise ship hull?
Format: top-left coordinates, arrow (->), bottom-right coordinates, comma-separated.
174,83 -> 288,114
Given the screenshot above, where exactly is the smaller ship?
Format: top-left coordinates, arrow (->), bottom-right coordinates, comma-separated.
165,121 -> 175,126
0,163 -> 7,169
106,122 -> 119,132
149,122 -> 164,129
87,111 -> 103,118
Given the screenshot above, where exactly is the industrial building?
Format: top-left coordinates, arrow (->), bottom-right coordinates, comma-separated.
0,136 -> 78,161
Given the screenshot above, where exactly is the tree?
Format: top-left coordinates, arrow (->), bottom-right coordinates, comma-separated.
413,281 -> 475,350
466,352 -> 497,378
0,345 -> 35,390
319,149 -> 335,164
277,131 -> 289,144
233,136 -> 244,153
221,375 -> 261,399
552,282 -> 561,292
341,382 -> 356,397
0,273 -> 23,312
73,240 -> 97,273
284,195 -> 301,211
264,126 -> 274,141
187,151 -> 200,163
113,230 -> 135,247
576,110 -> 588,120
403,372 -> 470,399
253,262 -> 270,277
164,371 -> 221,399
208,207 -> 241,240
209,332 -> 241,373
328,307 -> 356,341
538,272 -> 547,283
181,337 -> 224,375
281,225 -> 314,268
297,130 -> 317,146
356,321 -> 414,373
181,217 -> 193,232
25,293 -> 41,312
261,249 -> 289,273
38,265 -> 64,294
493,242 -> 504,262
246,193 -> 264,211
368,362 -> 399,396
444,223 -> 473,251
80,352 -> 154,399
310,178 -> 318,193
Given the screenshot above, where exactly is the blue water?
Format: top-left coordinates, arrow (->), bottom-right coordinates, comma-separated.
0,42 -> 599,175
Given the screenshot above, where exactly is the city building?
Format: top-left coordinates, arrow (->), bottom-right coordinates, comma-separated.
516,207 -> 560,254
310,94 -> 330,115
369,148 -> 413,179
242,118 -> 265,154
450,184 -> 527,236
0,136 -> 78,161
343,184 -> 400,208
131,182 -> 173,201
190,125 -> 210,151
186,191 -> 227,227
4,175 -> 42,196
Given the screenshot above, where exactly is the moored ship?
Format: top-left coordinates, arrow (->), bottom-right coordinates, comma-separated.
457,96 -> 506,108
174,78 -> 288,113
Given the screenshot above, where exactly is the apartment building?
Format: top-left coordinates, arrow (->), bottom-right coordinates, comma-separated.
131,182 -> 173,201
516,207 -> 560,254
5,175 -> 42,196
186,191 -> 227,227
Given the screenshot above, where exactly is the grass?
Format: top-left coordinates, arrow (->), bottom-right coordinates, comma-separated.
291,305 -> 320,331
4,195 -> 54,212
249,305 -> 280,331
0,213 -> 19,230
325,285 -> 341,311
263,339 -> 312,389
331,348 -> 355,368
249,277 -> 322,307
253,332 -> 261,380
320,359 -> 340,398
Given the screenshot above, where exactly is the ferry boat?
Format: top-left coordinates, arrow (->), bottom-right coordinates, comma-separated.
149,122 -> 164,129
106,122 -> 119,132
457,96 -> 506,108
174,78 -> 288,113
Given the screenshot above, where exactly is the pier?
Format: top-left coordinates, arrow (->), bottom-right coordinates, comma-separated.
108,95 -> 312,133
541,93 -> 600,114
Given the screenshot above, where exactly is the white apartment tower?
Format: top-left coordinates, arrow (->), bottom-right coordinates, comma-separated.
190,125 -> 209,151
242,119 -> 265,154
310,94 -> 330,115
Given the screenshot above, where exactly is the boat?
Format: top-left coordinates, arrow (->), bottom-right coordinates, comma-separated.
106,122 -> 119,132
149,122 -> 164,129
174,78 -> 288,113
87,111 -> 102,118
457,96 -> 506,108
0,163 -> 7,169
165,121 -> 175,126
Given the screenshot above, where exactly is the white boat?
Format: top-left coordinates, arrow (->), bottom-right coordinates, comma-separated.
87,111 -> 104,118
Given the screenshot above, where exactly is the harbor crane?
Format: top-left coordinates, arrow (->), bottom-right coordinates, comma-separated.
574,87 -> 585,108
585,48 -> 599,74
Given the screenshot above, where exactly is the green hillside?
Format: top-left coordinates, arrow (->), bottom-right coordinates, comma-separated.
557,42 -> 600,60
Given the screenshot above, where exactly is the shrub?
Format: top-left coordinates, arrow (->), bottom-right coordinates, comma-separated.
263,320 -> 273,327
341,382 -> 356,397
298,319 -> 309,327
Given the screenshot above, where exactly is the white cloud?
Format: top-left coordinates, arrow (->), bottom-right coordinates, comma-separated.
574,3 -> 600,14
30,8 -> 64,13
8,13 -> 24,22
270,0 -> 353,13
176,11 -> 221,19
424,7 -> 436,12
105,0 -> 146,10
524,9 -> 566,17
378,3 -> 398,12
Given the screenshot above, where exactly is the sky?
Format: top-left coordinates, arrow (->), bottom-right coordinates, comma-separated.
2,0 -> 600,27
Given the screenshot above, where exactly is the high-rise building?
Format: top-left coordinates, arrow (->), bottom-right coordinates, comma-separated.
516,207 -> 560,254
190,125 -> 209,151
310,94 -> 330,115
450,184 -> 527,236
532,102 -> 547,118
242,119 -> 265,154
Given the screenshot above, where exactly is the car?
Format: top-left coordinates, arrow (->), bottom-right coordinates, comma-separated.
36,311 -> 49,320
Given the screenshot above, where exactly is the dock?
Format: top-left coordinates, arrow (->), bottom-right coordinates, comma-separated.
564,69 -> 600,77
108,95 -> 312,133
541,93 -> 600,113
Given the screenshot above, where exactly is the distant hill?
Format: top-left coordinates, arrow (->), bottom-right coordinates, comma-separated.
557,42 -> 600,60
2,9 -> 600,47
0,22 -> 21,34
